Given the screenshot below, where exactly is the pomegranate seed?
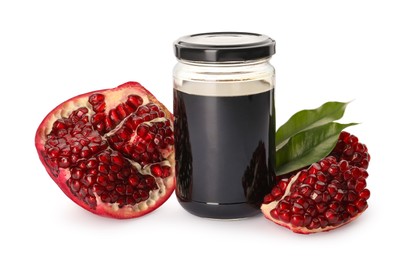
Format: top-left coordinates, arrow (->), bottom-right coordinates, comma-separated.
325,209 -> 339,224
271,186 -> 283,199
303,175 -> 317,185
145,176 -> 157,188
80,146 -> 91,158
316,171 -> 328,182
308,163 -> 321,174
111,154 -> 124,166
316,202 -> 327,213
81,176 -> 93,187
328,165 -> 339,176
126,95 -> 143,109
58,157 -> 70,168
137,125 -> 149,139
291,203 -> 304,214
291,214 -> 305,227
310,190 -> 322,203
347,190 -> 358,202
125,185 -> 134,195
137,106 -> 150,116
71,168 -> 84,179
303,214 -> 312,227
307,218 -> 321,230
150,164 -> 163,177
305,205 -> 317,217
70,179 -> 81,192
321,192 -> 331,203
333,189 -> 345,202
86,158 -> 98,169
97,175 -> 108,186
88,93 -> 105,105
270,209 -> 279,220
314,181 -> 326,192
115,184 -> 125,195
351,168 -> 362,179
319,160 -> 330,171
278,179 -> 289,191
339,160 -> 349,172
298,184 -> 312,197
297,170 -> 308,182
355,199 -> 368,211
161,166 -> 171,178
294,197 -> 309,209
347,204 -> 358,217
328,201 -> 340,211
107,173 -> 115,182
327,184 -> 338,197
359,189 -> 370,200
116,104 -> 128,119
278,211 -> 291,223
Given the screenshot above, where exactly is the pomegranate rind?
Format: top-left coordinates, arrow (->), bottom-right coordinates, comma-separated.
35,82 -> 175,219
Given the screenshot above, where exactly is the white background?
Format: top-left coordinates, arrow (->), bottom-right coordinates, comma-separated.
1,0 -> 401,259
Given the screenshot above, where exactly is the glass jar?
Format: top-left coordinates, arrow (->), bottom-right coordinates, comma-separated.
173,32 -> 276,219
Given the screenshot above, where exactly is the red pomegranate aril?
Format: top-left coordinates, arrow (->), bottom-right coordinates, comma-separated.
355,199 -> 368,211
278,179 -> 289,191
295,196 -> 309,209
271,186 -> 283,199
355,178 -> 366,192
314,181 -> 326,192
333,189 -> 345,202
298,184 -> 312,197
328,201 -> 340,211
291,214 -> 305,227
308,218 -> 321,230
347,204 -> 359,217
310,190 -> 322,203
303,175 -> 317,185
279,211 -> 291,223
36,82 -> 175,219
298,170 -> 308,182
328,165 -> 339,176
308,163 -> 321,174
359,189 -> 370,200
127,95 -> 143,109
347,190 -> 358,202
316,202 -> 327,214
291,203 -> 304,214
325,209 -> 339,224
305,205 -> 317,217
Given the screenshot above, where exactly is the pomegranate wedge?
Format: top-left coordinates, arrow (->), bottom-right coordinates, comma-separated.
35,82 -> 175,219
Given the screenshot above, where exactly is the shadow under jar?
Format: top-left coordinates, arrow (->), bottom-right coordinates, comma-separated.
173,32 -> 277,219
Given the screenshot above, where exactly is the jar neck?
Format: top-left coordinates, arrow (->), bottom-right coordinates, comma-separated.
177,57 -> 271,67
173,57 -> 274,83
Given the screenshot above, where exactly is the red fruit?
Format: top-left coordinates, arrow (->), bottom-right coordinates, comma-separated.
35,82 -> 175,219
261,156 -> 370,234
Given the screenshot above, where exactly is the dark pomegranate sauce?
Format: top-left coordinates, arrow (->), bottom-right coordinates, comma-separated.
174,85 -> 276,219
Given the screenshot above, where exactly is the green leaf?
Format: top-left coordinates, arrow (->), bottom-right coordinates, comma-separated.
275,122 -> 357,176
276,101 -> 350,150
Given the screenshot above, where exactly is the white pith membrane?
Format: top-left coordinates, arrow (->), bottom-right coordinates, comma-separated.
38,85 -> 175,217
261,170 -> 366,234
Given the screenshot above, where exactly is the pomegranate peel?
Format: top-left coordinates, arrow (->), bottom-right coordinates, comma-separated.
35,81 -> 175,219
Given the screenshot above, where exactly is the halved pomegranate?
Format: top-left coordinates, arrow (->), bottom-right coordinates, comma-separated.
262,132 -> 370,234
35,82 -> 175,219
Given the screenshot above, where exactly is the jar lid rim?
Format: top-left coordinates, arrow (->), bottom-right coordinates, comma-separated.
174,32 -> 276,62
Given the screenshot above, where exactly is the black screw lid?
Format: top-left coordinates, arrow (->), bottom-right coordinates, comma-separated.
174,32 -> 275,62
